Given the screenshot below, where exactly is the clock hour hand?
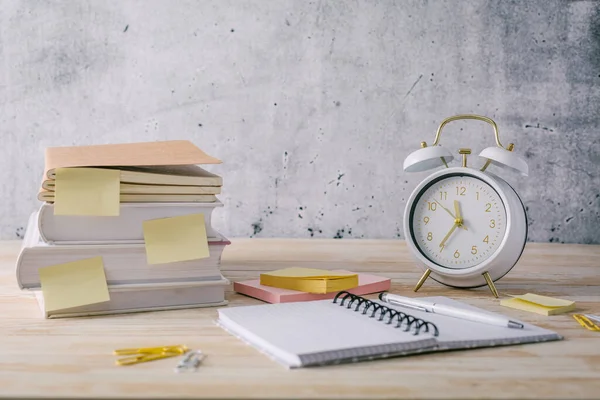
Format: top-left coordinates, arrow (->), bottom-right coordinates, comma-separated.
454,200 -> 468,231
434,200 -> 467,231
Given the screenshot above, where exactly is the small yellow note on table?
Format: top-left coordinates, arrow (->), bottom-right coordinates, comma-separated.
260,267 -> 359,294
500,293 -> 575,316
39,256 -> 110,312
54,167 -> 120,216
142,213 -> 209,265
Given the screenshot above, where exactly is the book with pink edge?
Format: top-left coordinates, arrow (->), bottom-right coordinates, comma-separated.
233,270 -> 391,304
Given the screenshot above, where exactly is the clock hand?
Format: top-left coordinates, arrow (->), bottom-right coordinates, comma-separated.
454,200 -> 461,219
435,200 -> 467,231
433,200 -> 456,219
453,200 -> 468,231
439,222 -> 459,249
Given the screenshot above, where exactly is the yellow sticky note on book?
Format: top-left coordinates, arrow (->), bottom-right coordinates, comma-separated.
142,213 -> 209,265
500,293 -> 575,316
260,268 -> 359,294
39,257 -> 110,312
54,168 -> 120,216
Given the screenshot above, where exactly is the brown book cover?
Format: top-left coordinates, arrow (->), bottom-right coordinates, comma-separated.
43,140 -> 221,179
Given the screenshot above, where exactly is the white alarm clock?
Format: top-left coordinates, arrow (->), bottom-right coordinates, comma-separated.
402,114 -> 529,297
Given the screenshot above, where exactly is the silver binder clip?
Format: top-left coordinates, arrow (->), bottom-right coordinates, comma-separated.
174,350 -> 205,373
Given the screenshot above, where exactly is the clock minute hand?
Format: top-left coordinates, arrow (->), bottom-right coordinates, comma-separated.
439,222 -> 459,249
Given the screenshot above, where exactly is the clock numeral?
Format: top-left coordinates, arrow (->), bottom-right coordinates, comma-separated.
476,191 -> 479,200
485,203 -> 492,212
423,216 -> 430,225
456,186 -> 466,196
439,244 -> 445,252
483,235 -> 489,244
454,250 -> 460,258
427,202 -> 437,211
439,191 -> 447,200
427,232 -> 433,241
471,245 -> 478,255
490,219 -> 496,228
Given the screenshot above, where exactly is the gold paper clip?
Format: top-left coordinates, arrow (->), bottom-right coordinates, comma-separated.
573,314 -> 600,332
114,345 -> 188,366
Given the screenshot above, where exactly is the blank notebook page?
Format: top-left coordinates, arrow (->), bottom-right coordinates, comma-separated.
217,297 -> 562,368
217,300 -> 438,368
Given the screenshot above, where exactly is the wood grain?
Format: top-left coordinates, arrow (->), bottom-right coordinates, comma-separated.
0,239 -> 599,399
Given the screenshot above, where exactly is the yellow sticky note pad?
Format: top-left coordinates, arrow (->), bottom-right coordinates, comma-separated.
260,268 -> 359,294
142,213 -> 209,265
500,293 -> 575,316
54,168 -> 120,216
39,256 -> 110,312
264,267 -> 355,279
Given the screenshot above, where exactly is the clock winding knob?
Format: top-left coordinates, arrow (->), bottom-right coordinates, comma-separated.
458,148 -> 471,167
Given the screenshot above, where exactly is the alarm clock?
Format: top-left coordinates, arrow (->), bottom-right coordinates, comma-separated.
402,114 -> 528,297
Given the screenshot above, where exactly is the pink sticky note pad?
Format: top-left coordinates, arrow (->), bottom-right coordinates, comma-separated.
233,270 -> 392,304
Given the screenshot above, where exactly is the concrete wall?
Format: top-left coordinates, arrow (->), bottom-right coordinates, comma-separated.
1,0 -> 599,243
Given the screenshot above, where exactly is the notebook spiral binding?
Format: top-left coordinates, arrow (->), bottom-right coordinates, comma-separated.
333,291 -> 439,337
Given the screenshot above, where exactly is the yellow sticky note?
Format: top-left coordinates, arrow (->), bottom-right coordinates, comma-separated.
38,256 -> 110,312
54,167 -> 120,216
513,293 -> 574,308
500,293 -> 575,316
142,213 -> 209,265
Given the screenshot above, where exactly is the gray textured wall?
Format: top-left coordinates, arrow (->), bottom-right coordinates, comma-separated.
1,0 -> 599,243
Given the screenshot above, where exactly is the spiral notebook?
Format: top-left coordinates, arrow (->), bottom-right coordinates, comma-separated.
217,293 -> 562,368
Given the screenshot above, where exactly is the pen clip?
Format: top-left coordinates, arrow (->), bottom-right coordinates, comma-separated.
395,303 -> 429,313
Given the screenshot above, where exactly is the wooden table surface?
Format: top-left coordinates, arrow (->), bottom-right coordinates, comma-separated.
1,239 -> 599,399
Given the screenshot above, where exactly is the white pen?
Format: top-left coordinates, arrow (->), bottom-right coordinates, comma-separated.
379,292 -> 524,329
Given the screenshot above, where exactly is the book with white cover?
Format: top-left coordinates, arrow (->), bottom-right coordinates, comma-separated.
37,201 -> 223,244
16,213 -> 230,289
32,277 -> 230,319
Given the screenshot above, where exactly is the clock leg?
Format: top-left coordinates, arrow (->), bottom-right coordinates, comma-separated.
414,269 -> 432,292
482,271 -> 499,298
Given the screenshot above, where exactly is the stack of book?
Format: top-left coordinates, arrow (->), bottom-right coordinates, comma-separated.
16,140 -> 231,318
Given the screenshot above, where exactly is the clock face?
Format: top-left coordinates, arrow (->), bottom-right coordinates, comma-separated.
409,173 -> 507,269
